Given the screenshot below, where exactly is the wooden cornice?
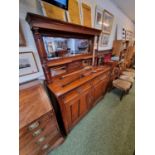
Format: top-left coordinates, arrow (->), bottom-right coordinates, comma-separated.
26,12 -> 101,36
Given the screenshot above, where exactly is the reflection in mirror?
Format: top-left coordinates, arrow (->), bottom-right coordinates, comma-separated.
43,37 -> 91,59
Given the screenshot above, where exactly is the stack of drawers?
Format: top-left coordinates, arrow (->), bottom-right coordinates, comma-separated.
20,111 -> 63,155
19,80 -> 64,155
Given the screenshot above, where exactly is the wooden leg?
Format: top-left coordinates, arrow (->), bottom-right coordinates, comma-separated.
120,90 -> 124,101
126,89 -> 129,94
130,84 -> 133,89
108,82 -> 113,92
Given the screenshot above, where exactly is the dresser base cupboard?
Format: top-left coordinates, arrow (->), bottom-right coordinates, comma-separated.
48,66 -> 111,134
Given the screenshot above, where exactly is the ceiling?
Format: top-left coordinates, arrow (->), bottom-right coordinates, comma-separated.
110,0 -> 135,23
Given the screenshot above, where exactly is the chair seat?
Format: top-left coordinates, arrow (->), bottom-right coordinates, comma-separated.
113,79 -> 131,91
122,71 -> 135,77
119,75 -> 134,83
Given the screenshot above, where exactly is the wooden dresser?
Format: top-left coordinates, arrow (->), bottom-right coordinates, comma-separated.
19,80 -> 64,155
26,13 -> 111,135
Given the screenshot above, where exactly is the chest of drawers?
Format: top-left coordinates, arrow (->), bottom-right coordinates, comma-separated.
19,80 -> 64,155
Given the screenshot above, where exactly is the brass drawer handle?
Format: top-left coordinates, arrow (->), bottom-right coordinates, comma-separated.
32,128 -> 43,137
28,121 -> 39,131
41,144 -> 49,150
36,136 -> 46,144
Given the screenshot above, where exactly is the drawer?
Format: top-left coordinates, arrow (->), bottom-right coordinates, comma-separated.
20,124 -> 60,155
77,82 -> 92,93
37,133 -> 62,155
99,73 -> 109,81
20,117 -> 58,149
92,76 -> 101,85
20,111 -> 54,138
64,90 -> 79,103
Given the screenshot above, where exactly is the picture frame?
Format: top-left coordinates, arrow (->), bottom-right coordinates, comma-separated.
19,52 -> 39,77
99,33 -> 110,47
102,10 -> 114,34
122,28 -> 126,40
81,3 -> 92,27
94,6 -> 103,29
19,22 -> 26,46
40,1 -> 66,21
67,0 -> 81,25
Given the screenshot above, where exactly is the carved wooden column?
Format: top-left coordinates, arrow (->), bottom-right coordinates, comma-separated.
32,28 -> 52,83
92,36 -> 96,66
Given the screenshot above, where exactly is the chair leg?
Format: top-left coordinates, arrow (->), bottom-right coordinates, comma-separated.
130,84 -> 133,89
126,89 -> 130,94
108,82 -> 113,92
120,90 -> 125,101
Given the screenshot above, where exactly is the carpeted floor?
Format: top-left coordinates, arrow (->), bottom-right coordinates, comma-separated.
48,84 -> 135,155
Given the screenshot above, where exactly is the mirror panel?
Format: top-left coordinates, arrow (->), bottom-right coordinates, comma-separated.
43,37 -> 92,59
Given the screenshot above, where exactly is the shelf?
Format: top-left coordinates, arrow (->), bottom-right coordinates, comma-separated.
47,54 -> 93,67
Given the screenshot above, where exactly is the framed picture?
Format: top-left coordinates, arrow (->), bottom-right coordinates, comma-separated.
19,22 -> 26,46
19,52 -> 39,77
94,6 -> 103,29
122,28 -> 126,40
100,33 -> 110,47
81,3 -> 92,27
40,1 -> 66,21
102,10 -> 114,34
67,0 -> 81,25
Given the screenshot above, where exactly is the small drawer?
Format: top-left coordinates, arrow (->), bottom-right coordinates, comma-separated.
20,111 -> 57,149
36,136 -> 46,145
37,133 -> 62,155
41,143 -> 49,150
92,76 -> 100,85
64,90 -> 79,103
32,128 -> 43,137
77,83 -> 91,93
99,74 -> 108,81
20,111 -> 55,138
28,121 -> 40,131
27,112 -> 54,131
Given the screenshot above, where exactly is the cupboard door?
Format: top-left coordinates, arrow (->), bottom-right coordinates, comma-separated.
94,82 -> 103,102
64,92 -> 80,129
94,79 -> 109,103
79,94 -> 88,116
86,88 -> 94,109
101,79 -> 109,96
79,87 -> 94,115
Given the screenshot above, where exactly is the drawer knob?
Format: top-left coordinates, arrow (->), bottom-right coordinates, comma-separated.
42,144 -> 49,150
36,136 -> 46,144
28,121 -> 39,131
32,128 -> 42,137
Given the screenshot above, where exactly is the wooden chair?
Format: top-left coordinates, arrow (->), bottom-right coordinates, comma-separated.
112,79 -> 132,100
111,61 -> 134,100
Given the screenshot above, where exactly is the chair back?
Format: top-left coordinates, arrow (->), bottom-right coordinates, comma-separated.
126,46 -> 135,61
112,40 -> 123,57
